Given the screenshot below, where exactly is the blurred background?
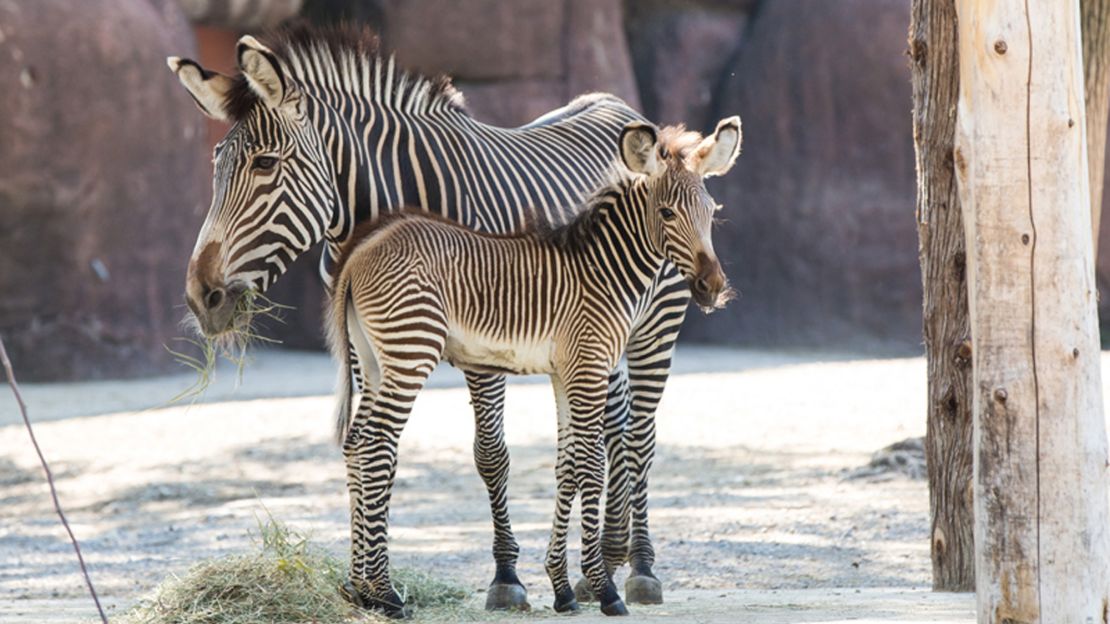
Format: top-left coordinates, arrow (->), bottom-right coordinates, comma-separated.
0,0 -> 1092,382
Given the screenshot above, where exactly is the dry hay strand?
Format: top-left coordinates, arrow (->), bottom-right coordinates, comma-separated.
166,291 -> 289,404
119,518 -> 474,624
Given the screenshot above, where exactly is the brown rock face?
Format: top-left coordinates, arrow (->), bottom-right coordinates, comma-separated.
679,0 -> 920,351
381,0 -> 640,125
625,0 -> 749,130
381,0 -> 564,82
0,0 -> 208,380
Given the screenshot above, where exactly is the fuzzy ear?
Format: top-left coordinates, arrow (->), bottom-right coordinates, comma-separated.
167,57 -> 234,122
693,116 -> 742,177
237,35 -> 287,108
620,122 -> 663,176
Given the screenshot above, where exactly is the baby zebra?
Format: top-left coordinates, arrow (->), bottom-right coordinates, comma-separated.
328,117 -> 741,617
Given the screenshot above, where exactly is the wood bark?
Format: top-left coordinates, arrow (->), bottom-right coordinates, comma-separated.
954,0 -> 1110,621
910,0 -> 975,592
1084,0 -> 1110,254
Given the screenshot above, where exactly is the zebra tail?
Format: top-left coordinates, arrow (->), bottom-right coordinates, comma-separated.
327,283 -> 354,446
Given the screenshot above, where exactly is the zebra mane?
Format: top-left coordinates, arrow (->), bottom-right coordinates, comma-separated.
539,168 -> 634,253
223,21 -> 466,122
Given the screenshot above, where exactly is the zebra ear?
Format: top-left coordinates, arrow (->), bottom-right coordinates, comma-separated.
693,116 -> 742,177
237,35 -> 287,109
167,57 -> 233,122
620,122 -> 662,176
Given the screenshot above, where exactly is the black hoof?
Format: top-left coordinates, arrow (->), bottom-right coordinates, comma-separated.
485,582 -> 530,611
625,574 -> 663,605
601,598 -> 629,616
573,576 -> 597,603
340,580 -> 366,608
553,586 -> 581,613
341,580 -> 410,618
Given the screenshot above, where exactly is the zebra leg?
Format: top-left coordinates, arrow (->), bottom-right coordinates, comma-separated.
568,370 -> 628,616
575,366 -> 632,604
545,375 -> 580,613
464,371 -> 529,611
621,291 -> 686,605
344,356 -> 439,618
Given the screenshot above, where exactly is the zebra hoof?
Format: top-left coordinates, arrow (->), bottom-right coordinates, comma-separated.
340,580 -> 366,608
600,597 -> 629,616
553,587 -> 581,613
485,582 -> 530,611
625,574 -> 664,605
573,576 -> 597,603
341,580 -> 411,618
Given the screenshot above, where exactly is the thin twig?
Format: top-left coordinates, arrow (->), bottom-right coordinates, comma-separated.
0,335 -> 108,623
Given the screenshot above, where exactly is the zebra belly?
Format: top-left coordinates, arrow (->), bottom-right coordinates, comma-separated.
443,329 -> 556,376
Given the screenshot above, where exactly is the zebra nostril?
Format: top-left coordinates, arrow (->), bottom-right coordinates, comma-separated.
694,278 -> 709,293
205,288 -> 225,310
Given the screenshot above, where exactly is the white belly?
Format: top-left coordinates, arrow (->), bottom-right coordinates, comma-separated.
443,327 -> 555,376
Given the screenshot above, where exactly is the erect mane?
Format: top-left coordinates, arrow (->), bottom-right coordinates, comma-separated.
223,21 -> 466,122
539,175 -> 632,254
656,124 -> 704,161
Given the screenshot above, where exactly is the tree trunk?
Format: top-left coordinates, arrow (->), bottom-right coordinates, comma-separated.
954,0 -> 1110,620
909,0 -> 975,592
1083,0 -> 1110,256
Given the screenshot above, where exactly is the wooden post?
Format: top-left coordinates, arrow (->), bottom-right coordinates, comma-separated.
909,0 -> 975,591
954,0 -> 1110,621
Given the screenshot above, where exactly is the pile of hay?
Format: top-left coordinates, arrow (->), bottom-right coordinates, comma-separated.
121,519 -> 471,624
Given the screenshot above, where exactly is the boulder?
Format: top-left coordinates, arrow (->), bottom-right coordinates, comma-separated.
455,78 -> 570,128
380,0 -> 564,82
0,0 -> 208,380
678,0 -> 920,351
625,0 -> 749,130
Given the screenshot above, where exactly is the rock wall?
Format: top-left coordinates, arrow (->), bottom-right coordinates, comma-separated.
673,0 -> 920,351
0,0 -> 208,380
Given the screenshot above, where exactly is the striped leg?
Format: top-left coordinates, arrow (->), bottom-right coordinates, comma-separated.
344,349 -> 442,618
622,269 -> 688,604
465,371 -> 530,611
574,366 -> 633,604
547,370 -> 629,617
602,368 -> 633,569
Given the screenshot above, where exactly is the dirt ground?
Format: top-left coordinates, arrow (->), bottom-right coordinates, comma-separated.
0,347 -> 987,621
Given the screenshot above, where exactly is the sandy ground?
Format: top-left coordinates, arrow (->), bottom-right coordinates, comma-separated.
0,346 -> 990,621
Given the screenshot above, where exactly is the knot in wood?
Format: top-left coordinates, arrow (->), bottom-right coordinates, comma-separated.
955,339 -> 972,361
910,38 -> 927,65
993,388 -> 1008,402
994,40 -> 1007,54
1021,233 -> 1030,245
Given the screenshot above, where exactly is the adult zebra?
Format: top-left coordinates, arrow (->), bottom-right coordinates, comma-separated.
169,24 -> 688,611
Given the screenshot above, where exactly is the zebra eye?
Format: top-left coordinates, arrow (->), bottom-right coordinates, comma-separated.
659,207 -> 677,221
252,155 -> 279,171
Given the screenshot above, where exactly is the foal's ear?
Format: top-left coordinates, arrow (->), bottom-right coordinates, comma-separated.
167,57 -> 234,122
692,116 -> 742,177
620,122 -> 663,176
237,35 -> 288,109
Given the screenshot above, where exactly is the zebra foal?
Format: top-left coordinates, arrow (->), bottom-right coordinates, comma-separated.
328,118 -> 741,617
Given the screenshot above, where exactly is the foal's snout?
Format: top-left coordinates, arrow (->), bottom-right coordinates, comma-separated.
691,253 -> 730,309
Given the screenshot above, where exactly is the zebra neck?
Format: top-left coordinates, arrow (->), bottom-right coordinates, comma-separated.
581,185 -> 666,303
